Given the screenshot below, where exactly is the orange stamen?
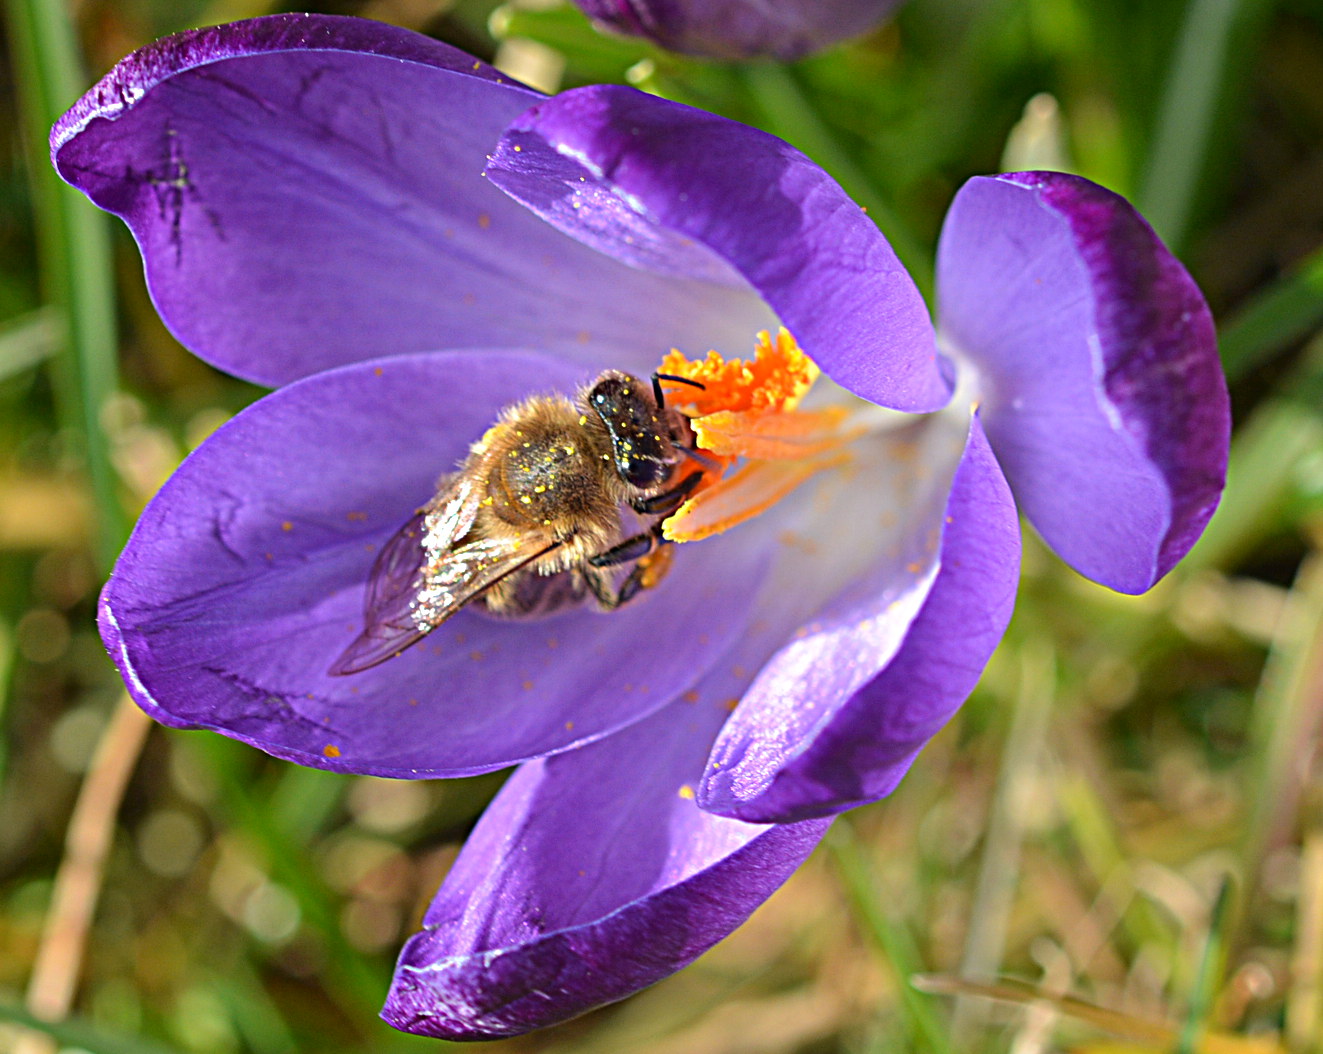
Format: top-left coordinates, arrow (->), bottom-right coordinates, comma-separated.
659,328 -> 818,416
690,406 -> 860,460
657,329 -> 859,542
663,451 -> 851,543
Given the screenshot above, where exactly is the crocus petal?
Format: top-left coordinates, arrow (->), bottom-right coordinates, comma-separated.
699,410 -> 1020,822
99,352 -> 773,777
487,85 -> 948,412
936,172 -> 1228,593
383,692 -> 829,1038
573,0 -> 903,61
51,14 -> 771,386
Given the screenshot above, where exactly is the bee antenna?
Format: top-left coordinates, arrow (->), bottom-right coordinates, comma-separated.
676,444 -> 721,469
652,371 -> 706,407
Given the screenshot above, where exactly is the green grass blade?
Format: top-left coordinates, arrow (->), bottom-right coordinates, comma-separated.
952,641 -> 1055,1044
1232,550 -> 1323,948
1137,0 -> 1267,253
828,821 -> 955,1054
0,618 -> 10,783
1218,244 -> 1323,383
0,1000 -> 187,1054
5,0 -> 127,574
1184,332 -> 1323,574
1176,877 -> 1234,1054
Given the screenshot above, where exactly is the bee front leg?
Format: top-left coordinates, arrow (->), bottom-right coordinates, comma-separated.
629,470 -> 703,517
589,520 -> 667,570
583,528 -> 674,609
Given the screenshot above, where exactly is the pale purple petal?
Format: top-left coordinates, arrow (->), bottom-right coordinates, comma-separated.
937,172 -> 1228,593
52,14 -> 771,386
487,85 -> 948,412
573,0 -> 904,60
383,693 -> 829,1038
99,352 -> 772,777
699,411 -> 1020,822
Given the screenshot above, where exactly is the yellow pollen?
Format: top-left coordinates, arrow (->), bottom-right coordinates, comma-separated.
323,744 -> 341,758
678,784 -> 695,800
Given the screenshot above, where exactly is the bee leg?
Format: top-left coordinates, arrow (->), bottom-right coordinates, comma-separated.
589,523 -> 666,569
582,543 -> 674,610
629,470 -> 703,516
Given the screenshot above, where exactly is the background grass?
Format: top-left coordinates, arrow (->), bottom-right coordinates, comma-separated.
1,0 -> 1322,1051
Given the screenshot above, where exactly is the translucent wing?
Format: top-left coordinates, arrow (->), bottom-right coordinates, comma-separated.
330,477 -> 480,676
411,533 -> 560,626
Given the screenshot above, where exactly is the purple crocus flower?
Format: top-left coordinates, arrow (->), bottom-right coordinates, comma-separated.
53,14 -> 1228,1040
572,0 -> 905,60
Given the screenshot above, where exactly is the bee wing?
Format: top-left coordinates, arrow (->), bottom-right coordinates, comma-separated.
415,532 -> 561,619
330,477 -> 483,676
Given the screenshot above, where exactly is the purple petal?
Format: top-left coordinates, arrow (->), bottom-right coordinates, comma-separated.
699,410 -> 1020,822
383,693 -> 829,1039
52,14 -> 771,386
573,0 -> 904,60
487,85 -> 948,412
937,172 -> 1229,593
99,352 -> 772,777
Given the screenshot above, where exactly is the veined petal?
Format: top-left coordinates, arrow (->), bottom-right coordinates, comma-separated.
99,352 -> 771,777
699,409 -> 1020,822
487,85 -> 948,412
383,693 -> 829,1039
573,0 -> 904,60
52,14 -> 771,386
937,172 -> 1228,593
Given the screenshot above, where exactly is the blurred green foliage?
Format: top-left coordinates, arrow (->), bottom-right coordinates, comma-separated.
1,0 -> 1322,1052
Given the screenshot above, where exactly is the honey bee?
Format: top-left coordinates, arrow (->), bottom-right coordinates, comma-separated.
330,370 -> 707,675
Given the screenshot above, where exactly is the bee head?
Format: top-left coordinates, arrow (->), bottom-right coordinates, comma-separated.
586,372 -> 674,490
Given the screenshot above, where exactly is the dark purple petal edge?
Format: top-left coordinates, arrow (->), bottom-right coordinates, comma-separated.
51,12 -> 516,162
383,768 -> 828,1037
1003,172 -> 1227,585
